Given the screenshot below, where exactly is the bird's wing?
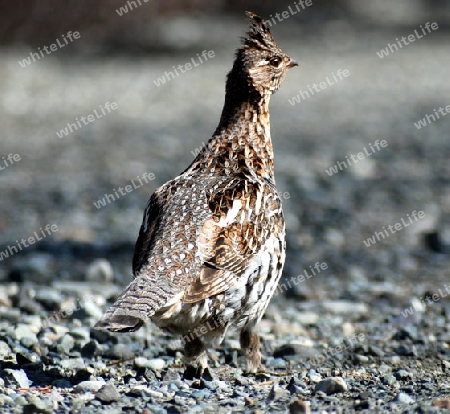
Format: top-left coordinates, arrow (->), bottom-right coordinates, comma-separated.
132,189 -> 165,275
182,178 -> 279,303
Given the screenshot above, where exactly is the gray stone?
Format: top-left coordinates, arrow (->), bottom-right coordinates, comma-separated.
269,383 -> 290,400
86,259 -> 114,283
34,289 -> 63,309
394,392 -> 415,404
395,369 -> 412,380
12,323 -> 37,344
0,340 -> 11,357
81,340 -> 101,358
109,343 -> 134,360
134,357 -> 165,370
74,380 -> 106,393
3,369 -> 31,388
382,375 -> 397,386
315,377 -> 348,395
96,383 -> 120,403
55,334 -> 75,354
60,358 -> 86,370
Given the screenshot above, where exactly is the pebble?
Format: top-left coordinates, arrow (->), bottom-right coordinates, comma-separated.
54,334 -> 75,354
3,369 -> 31,388
394,392 -> 415,404
86,259 -> 114,283
315,377 -> 348,395
96,383 -> 120,403
394,369 -> 412,380
81,340 -> 102,358
108,343 -> 134,360
74,380 -> 106,393
11,323 -> 38,344
134,357 -> 166,370
269,383 -> 290,400
321,301 -> 368,315
60,358 -> 86,370
382,375 -> 397,386
35,289 -> 64,309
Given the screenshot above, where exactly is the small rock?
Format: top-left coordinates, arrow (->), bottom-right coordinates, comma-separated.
274,344 -> 311,359
96,383 -> 120,403
86,259 -> 114,283
288,377 -> 306,395
108,344 -> 134,360
82,300 -> 103,319
394,392 -> 415,404
60,358 -> 86,370
355,354 -> 369,363
12,324 -> 38,344
81,340 -> 102,358
0,340 -> 12,357
369,345 -> 384,357
315,377 -> 348,395
69,327 -> 91,342
3,369 -> 31,388
382,375 -> 397,386
289,400 -> 311,414
322,301 -> 368,315
191,389 -> 210,399
134,357 -> 165,370
0,289 -> 11,307
393,326 -> 418,341
34,289 -> 64,310
433,398 -> 450,409
54,334 -> 75,355
269,383 -> 290,400
394,369 -> 412,380
74,380 -> 105,393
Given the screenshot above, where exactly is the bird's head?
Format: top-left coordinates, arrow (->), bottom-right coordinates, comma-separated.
229,11 -> 298,99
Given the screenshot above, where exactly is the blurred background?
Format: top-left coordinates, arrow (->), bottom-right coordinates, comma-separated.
1,0 -> 450,321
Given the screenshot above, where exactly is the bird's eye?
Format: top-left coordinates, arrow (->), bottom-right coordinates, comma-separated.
269,57 -> 281,67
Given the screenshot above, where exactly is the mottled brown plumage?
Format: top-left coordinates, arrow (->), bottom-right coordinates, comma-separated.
94,11 -> 297,375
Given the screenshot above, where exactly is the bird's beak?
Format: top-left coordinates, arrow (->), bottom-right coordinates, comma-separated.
287,58 -> 299,68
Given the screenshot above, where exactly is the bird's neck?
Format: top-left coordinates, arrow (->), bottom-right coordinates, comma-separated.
188,89 -> 275,180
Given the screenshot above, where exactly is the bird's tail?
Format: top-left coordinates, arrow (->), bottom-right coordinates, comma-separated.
94,276 -> 172,332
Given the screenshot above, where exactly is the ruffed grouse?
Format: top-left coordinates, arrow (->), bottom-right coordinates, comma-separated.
95,11 -> 297,375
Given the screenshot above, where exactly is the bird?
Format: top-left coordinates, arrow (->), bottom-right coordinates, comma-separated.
94,11 -> 298,376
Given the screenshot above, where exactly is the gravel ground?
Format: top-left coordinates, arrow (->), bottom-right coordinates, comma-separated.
1,11 -> 450,413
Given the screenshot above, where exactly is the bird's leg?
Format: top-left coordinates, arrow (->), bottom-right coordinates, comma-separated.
240,329 -> 262,374
184,336 -> 208,378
